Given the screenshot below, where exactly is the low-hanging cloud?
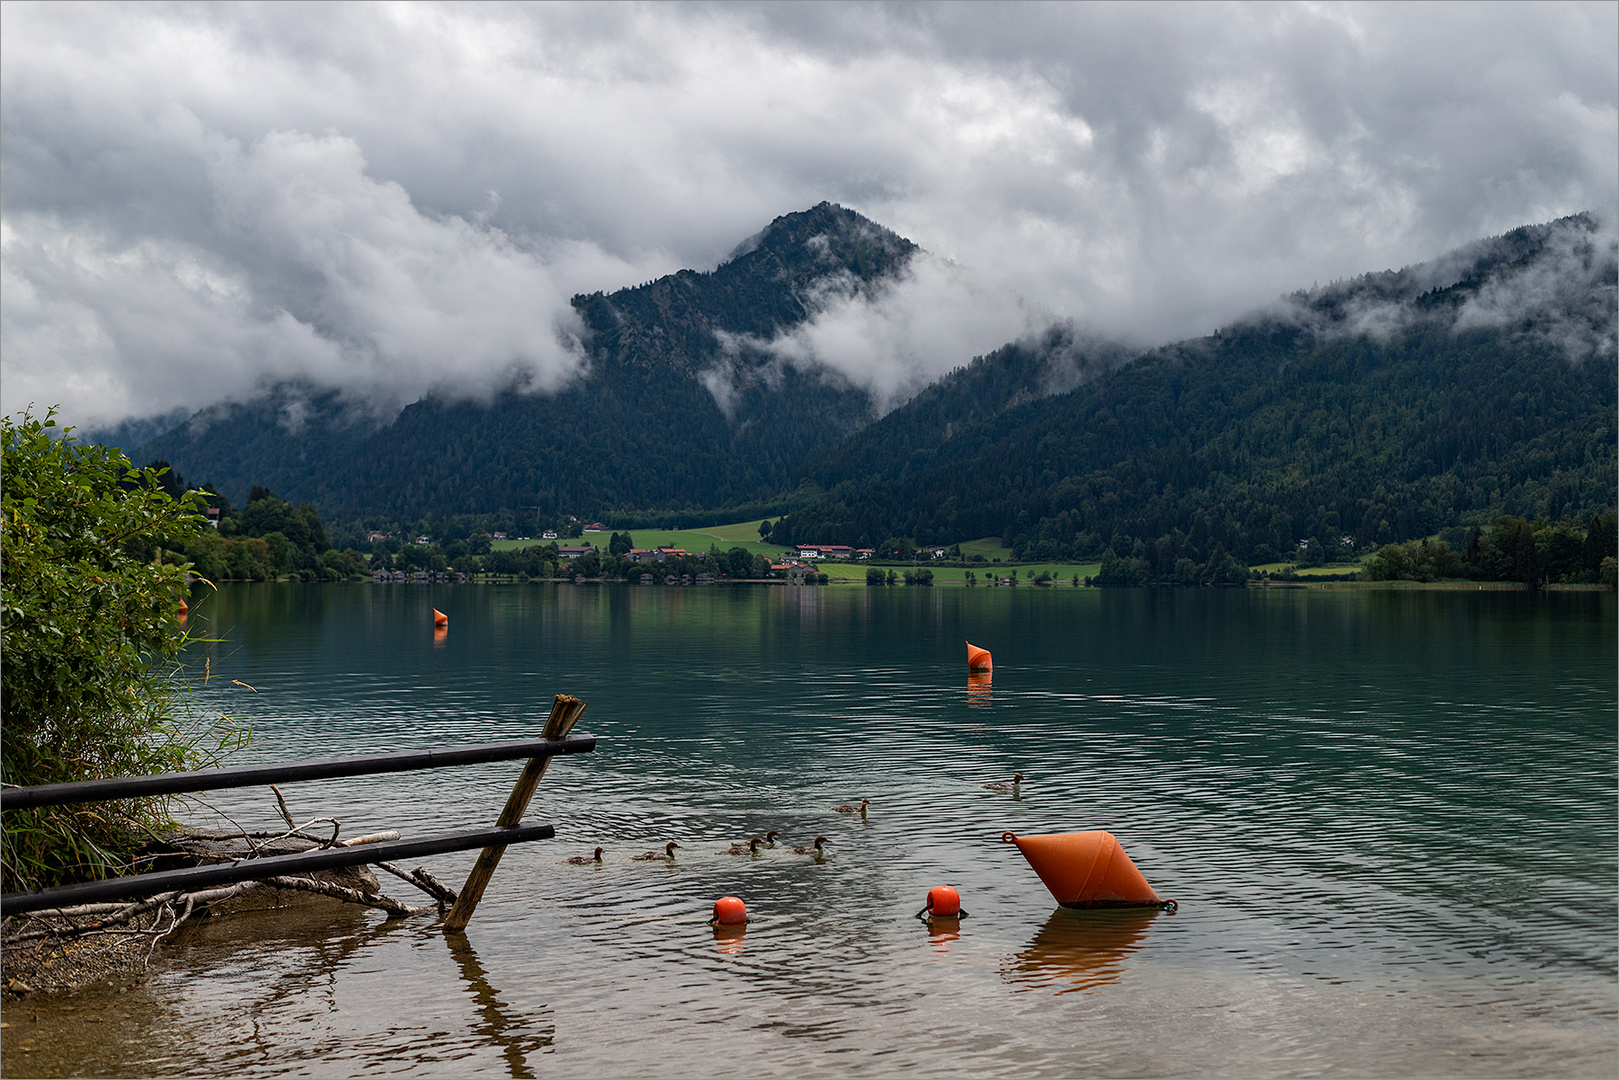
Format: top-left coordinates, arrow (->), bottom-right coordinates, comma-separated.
1,1 -> 1614,429
1262,212 -> 1618,362
761,252 -> 1044,413
2,125 -> 605,426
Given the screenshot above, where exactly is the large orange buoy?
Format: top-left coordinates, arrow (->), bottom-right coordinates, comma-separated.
966,641 -> 993,672
433,608 -> 448,627
1002,830 -> 1175,910
711,896 -> 748,925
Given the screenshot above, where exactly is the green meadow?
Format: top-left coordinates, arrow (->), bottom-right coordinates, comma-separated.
491,520 -> 788,559
489,522 -> 1108,582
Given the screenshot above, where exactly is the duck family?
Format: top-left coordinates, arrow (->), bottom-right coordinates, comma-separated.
570,775 -> 1022,865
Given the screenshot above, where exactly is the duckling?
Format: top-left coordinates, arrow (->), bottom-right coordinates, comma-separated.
762,830 -> 780,847
563,846 -> 604,865
982,772 -> 1024,791
788,836 -> 828,856
631,841 -> 681,861
831,797 -> 870,815
718,837 -> 763,856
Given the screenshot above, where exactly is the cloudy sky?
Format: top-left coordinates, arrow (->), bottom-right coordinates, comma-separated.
3,0 -> 1615,429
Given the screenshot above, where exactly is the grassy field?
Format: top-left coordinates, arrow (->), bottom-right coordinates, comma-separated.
492,521 -> 789,558
489,521 -> 1381,585
1249,561 -> 1367,577
957,536 -> 1014,561
490,521 -> 1100,582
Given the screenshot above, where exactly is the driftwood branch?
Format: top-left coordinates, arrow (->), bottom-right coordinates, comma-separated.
261,875 -> 425,917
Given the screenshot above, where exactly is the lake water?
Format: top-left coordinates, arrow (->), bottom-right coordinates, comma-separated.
7,583 -> 1616,1077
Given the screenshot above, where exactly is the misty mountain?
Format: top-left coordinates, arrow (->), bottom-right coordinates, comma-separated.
133,202 -> 918,518
772,214 -> 1616,561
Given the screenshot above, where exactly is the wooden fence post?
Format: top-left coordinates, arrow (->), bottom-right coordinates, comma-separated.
443,695 -> 588,933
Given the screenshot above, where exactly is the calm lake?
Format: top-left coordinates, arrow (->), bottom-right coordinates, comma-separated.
10,583 -> 1617,1077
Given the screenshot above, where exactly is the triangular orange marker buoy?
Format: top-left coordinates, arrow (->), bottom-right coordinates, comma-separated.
1002,830 -> 1173,910
178,597 -> 189,615
433,608 -> 448,627
966,641 -> 992,672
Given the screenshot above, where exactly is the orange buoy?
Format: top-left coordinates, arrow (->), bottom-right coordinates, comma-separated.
966,641 -> 993,672
1002,830 -> 1175,910
433,608 -> 448,627
178,597 -> 189,615
916,885 -> 965,919
711,896 -> 748,926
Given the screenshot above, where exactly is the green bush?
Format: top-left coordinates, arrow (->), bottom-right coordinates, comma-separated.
2,409 -> 244,890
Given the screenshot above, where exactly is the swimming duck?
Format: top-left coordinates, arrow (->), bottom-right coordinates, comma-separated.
762,830 -> 780,847
788,836 -> 828,856
563,847 -> 604,865
718,837 -> 763,855
831,798 -> 870,815
631,841 -> 681,861
982,772 -> 1024,791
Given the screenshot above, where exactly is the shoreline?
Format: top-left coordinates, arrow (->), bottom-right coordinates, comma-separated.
206,576 -> 1612,592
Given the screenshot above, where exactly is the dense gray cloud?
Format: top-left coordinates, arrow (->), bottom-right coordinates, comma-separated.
2,1 -> 1614,428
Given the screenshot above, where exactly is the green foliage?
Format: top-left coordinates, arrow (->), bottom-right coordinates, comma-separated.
866,567 -> 887,586
780,313 -> 1614,567
2,409 -> 244,890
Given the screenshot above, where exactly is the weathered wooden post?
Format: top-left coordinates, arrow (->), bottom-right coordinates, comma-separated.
443,694 -> 588,933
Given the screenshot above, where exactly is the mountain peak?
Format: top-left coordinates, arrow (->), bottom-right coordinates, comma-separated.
719,202 -> 918,286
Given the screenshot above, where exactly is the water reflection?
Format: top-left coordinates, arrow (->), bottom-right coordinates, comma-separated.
433,625 -> 448,648
91,584 -> 1613,1077
446,934 -> 554,1078
966,671 -> 992,708
921,916 -> 962,954
711,923 -> 747,957
1002,908 -> 1161,995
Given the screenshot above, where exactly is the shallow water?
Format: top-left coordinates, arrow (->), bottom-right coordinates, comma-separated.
6,584 -> 1615,1077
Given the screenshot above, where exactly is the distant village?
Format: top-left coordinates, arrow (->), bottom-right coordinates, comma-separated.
366,523 -> 968,587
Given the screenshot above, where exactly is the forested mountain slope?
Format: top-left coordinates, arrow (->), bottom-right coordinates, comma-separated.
135,203 -> 915,518
769,215 -> 1617,563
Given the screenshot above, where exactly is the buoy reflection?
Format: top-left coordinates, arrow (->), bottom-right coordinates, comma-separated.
1001,908 -> 1159,995
921,915 -> 961,954
433,626 -> 448,648
966,671 -> 992,708
711,923 -> 746,956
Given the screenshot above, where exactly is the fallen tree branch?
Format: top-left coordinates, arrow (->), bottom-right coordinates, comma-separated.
261,875 -> 425,918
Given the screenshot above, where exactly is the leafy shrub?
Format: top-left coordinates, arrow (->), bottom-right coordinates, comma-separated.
2,409 -> 244,890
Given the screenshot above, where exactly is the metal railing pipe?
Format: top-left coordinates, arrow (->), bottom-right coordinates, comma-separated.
0,735 -> 596,810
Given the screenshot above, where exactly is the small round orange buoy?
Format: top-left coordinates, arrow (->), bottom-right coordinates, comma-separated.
916,885 -> 968,919
433,608 -> 448,627
711,896 -> 748,926
966,641 -> 992,672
